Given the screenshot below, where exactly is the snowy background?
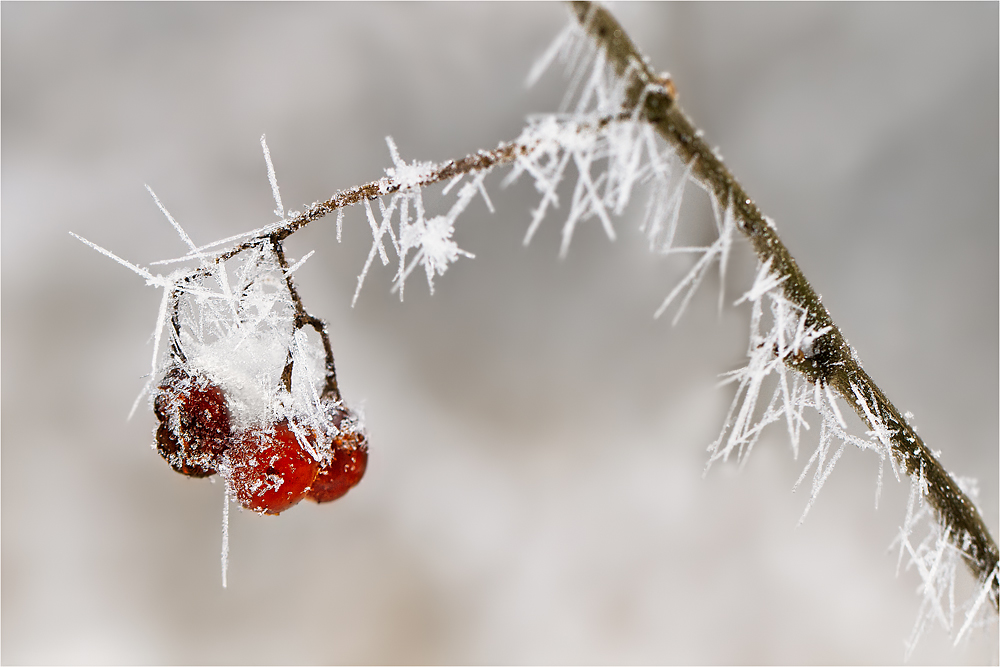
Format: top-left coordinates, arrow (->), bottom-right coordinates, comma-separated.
3,3 -> 997,663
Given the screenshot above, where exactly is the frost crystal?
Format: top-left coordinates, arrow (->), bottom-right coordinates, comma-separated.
504,8 -> 709,294
351,137 -> 488,304
170,244 -> 325,436
892,471 -> 1000,657
261,134 -> 284,219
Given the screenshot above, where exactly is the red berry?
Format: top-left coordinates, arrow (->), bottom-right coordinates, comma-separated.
306,405 -> 368,503
307,440 -> 368,503
226,420 -> 319,515
153,366 -> 231,477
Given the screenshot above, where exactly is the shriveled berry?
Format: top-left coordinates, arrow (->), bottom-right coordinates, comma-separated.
156,422 -> 214,478
153,366 -> 231,477
226,420 -> 319,515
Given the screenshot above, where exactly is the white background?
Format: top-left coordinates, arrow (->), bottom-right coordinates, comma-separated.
3,3 -> 997,663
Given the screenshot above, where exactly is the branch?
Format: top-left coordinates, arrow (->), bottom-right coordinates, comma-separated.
566,0 -> 998,605
570,2 -> 1000,607
199,139 -> 534,268
79,3 -> 995,631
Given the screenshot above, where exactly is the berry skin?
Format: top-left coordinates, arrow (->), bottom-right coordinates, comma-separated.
226,420 -> 319,515
306,404 -> 368,503
153,367 -> 231,477
307,438 -> 368,503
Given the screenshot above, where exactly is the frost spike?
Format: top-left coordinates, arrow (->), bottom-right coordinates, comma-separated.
260,134 -> 284,219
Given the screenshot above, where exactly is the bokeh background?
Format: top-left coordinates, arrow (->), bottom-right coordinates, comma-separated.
3,3 -> 997,664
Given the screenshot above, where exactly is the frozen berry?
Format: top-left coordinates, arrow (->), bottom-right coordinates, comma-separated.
307,440 -> 368,503
306,403 -> 368,503
153,366 -> 231,477
226,420 -> 319,515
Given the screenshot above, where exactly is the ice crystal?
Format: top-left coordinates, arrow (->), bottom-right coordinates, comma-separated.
892,471 -> 1000,657
172,244 -> 324,439
501,111 -> 691,264
351,137 -> 488,305
261,134 -> 284,219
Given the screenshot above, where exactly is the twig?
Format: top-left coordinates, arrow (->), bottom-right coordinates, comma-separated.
179,112 -> 635,275
565,0 -> 998,606
209,140 -> 535,268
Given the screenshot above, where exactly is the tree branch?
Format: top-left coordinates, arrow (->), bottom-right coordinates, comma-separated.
566,0 -> 998,605
203,139 -> 535,268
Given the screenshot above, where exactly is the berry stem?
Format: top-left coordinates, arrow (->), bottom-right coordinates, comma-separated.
272,240 -> 341,401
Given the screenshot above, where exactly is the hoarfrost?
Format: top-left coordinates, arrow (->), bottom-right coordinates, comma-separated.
351,137 -> 489,304
73,7 -> 995,650
892,471 -> 999,657
517,12 -> 1000,641
384,135 -> 435,192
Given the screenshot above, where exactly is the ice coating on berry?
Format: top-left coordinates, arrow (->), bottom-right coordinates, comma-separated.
153,366 -> 231,477
172,247 -> 326,436
226,420 -> 319,515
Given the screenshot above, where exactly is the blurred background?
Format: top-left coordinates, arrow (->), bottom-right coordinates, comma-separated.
3,3 -> 997,664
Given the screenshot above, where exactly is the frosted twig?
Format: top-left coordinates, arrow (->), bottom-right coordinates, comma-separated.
74,4 -> 996,646
565,1 -> 997,620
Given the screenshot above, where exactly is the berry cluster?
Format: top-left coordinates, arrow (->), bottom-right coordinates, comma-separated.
153,366 -> 367,515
